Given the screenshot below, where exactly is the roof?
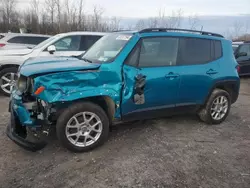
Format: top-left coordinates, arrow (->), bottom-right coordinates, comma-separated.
63,31 -> 107,36
112,30 -> 137,34
3,33 -> 51,37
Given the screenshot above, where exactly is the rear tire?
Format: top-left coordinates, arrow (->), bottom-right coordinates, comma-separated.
198,89 -> 231,124
0,67 -> 18,96
56,102 -> 109,152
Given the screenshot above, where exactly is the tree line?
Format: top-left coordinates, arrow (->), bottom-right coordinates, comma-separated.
0,0 -> 249,41
0,0 -> 122,34
0,0 -> 203,34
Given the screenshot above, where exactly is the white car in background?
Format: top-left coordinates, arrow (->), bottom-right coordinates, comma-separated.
0,33 -> 6,40
0,33 -> 50,49
0,31 -> 106,96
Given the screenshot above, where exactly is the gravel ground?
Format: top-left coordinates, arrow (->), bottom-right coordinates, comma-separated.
0,78 -> 250,188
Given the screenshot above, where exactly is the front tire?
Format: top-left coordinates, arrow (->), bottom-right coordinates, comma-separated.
56,102 -> 109,152
198,89 -> 231,124
0,67 -> 18,96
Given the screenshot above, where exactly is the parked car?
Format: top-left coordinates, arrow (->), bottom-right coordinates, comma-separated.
0,31 -> 106,96
0,33 -> 50,50
233,41 -> 250,76
7,28 -> 240,152
0,33 -> 6,40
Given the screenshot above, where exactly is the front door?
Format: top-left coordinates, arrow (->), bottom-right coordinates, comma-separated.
121,37 -> 180,121
39,35 -> 85,57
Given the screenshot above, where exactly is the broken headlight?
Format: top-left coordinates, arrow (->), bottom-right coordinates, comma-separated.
17,75 -> 28,93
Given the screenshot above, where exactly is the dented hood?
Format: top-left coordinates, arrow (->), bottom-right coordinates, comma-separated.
20,56 -> 101,77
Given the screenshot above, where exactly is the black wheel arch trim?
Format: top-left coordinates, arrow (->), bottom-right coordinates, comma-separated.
204,79 -> 240,105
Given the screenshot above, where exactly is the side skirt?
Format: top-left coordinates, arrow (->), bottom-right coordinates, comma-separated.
121,105 -> 200,122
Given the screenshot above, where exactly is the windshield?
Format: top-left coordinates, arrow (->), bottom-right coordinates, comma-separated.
82,33 -> 132,63
33,35 -> 60,49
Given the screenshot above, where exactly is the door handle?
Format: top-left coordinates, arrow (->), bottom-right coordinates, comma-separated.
165,72 -> 179,78
206,69 -> 218,75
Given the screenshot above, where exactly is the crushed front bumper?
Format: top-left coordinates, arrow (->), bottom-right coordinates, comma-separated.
6,93 -> 47,152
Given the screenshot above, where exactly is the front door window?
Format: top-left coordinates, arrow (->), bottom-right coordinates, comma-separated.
53,36 -> 81,51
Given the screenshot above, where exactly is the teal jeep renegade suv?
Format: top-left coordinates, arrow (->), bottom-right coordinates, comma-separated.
7,28 -> 240,152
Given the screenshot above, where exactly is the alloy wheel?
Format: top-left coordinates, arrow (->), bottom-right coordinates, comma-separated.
0,72 -> 17,94
210,96 -> 229,121
65,112 -> 103,147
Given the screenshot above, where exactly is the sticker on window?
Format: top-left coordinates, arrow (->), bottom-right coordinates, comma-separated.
116,35 -> 132,41
104,51 -> 118,57
98,57 -> 109,61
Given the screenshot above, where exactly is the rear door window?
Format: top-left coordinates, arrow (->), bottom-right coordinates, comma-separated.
7,36 -> 48,45
27,37 -> 49,45
177,38 -> 211,65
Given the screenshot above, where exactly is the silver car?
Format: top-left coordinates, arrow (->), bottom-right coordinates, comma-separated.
0,33 -> 50,50
0,31 -> 106,96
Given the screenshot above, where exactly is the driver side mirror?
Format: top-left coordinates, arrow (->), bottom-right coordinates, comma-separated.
236,52 -> 247,58
47,45 -> 56,54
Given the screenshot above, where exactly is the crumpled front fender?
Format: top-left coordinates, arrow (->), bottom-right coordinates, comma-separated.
32,69 -> 122,118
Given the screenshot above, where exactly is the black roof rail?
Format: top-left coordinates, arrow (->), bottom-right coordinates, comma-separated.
139,28 -> 224,38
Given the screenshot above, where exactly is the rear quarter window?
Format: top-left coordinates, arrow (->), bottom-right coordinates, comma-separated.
214,40 -> 222,60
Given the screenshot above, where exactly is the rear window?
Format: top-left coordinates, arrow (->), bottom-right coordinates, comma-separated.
0,35 -> 5,39
178,38 -> 211,65
7,36 -> 49,45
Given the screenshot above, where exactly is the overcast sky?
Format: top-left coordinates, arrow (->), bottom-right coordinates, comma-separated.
18,0 -> 250,18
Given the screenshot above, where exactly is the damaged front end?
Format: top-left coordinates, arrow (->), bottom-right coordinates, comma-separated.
7,60 -> 122,152
7,76 -> 54,151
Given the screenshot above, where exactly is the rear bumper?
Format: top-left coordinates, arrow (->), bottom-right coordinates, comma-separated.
6,94 -> 47,152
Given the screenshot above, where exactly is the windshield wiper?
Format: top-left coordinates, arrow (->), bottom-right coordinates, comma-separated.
82,58 -> 93,63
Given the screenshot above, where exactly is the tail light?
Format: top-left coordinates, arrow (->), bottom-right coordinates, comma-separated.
236,65 -> 240,74
0,43 -> 6,47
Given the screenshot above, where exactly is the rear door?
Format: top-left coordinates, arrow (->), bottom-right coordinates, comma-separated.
175,38 -> 221,106
121,37 -> 180,120
235,44 -> 250,75
24,36 -> 49,46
